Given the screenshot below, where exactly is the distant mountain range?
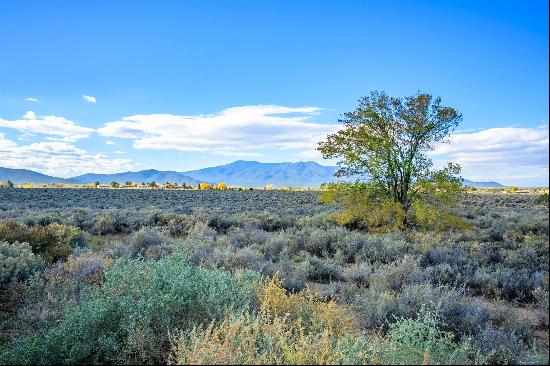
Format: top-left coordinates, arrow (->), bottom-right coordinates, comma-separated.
462,179 -> 504,188
183,160 -> 340,187
0,161 -> 505,188
72,169 -> 201,186
0,167 -> 76,185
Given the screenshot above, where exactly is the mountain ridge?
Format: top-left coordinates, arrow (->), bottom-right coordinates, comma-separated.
181,160 -> 339,187
0,162 -> 506,188
0,167 -> 77,185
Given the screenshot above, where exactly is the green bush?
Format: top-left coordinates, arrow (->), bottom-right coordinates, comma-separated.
371,311 -> 470,365
0,220 -> 86,263
0,241 -> 44,286
0,255 -> 258,364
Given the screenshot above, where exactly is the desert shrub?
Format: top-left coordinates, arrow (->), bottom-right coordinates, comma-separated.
399,285 -> 490,336
471,325 -> 527,365
344,262 -> 372,287
298,254 -> 343,283
353,289 -> 401,330
331,230 -> 368,262
354,232 -> 412,264
0,220 -> 86,263
255,212 -> 294,232
368,311 -> 471,365
259,230 -> 290,260
91,211 -> 131,235
171,310 -> 354,365
227,225 -> 270,249
369,255 -> 425,292
185,221 -> 217,244
424,263 -> 465,286
63,251 -> 112,284
318,281 -> 346,301
4,251 -> 113,343
212,246 -> 269,274
23,213 -> 61,227
272,256 -> 306,292
208,213 -> 241,232
172,300 -> 470,365
0,189 -> 548,364
64,208 -> 94,231
28,223 -> 87,263
472,266 -> 541,302
304,227 -> 340,257
534,192 -> 549,206
257,277 -> 355,333
354,283 -> 490,337
171,276 -> 356,365
163,214 -> 194,236
0,241 -> 44,286
0,255 -> 258,364
180,221 -> 221,266
124,227 -> 173,258
533,286 -> 549,327
0,220 -> 28,243
273,229 -> 307,256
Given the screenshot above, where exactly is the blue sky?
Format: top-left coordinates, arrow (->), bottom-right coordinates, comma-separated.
0,0 -> 548,185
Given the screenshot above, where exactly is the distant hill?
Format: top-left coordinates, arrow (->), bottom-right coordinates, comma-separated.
183,160 -> 508,188
71,169 -> 201,186
0,164 -> 506,188
0,167 -> 75,184
182,160 -> 341,187
463,179 -> 504,188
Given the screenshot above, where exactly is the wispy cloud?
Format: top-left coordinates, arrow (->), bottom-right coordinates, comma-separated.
25,97 -> 39,102
0,111 -> 93,142
0,133 -> 134,177
105,140 -> 116,145
99,105 -> 339,155
82,95 -> 97,104
431,126 -> 549,185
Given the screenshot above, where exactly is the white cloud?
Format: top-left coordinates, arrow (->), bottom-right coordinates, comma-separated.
25,97 -> 39,102
431,126 -> 549,185
105,140 -> 115,145
82,95 -> 97,104
99,105 -> 339,155
0,111 -> 93,142
0,133 -> 134,177
23,111 -> 36,120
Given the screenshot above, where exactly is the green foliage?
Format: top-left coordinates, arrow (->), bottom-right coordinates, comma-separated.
0,241 -> 44,286
320,182 -> 406,232
371,311 -> 470,365
0,220 -> 86,263
0,254 -> 258,364
320,171 -> 468,232
318,91 -> 463,229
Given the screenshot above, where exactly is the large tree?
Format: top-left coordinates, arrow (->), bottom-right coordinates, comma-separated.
318,91 -> 463,229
